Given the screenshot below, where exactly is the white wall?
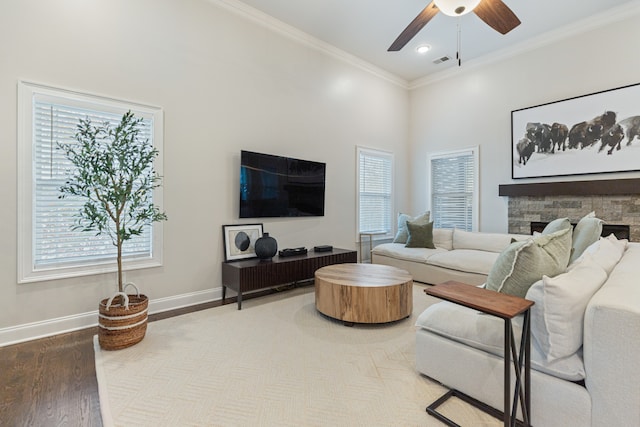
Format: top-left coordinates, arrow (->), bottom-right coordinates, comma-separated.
0,0 -> 409,342
410,7 -> 640,232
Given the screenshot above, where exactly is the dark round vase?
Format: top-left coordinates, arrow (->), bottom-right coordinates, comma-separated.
255,233 -> 278,261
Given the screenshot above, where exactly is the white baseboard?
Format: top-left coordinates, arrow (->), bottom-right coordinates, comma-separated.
0,287 -> 224,347
148,287 -> 223,313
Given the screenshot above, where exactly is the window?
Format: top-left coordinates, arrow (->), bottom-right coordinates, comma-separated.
357,147 -> 393,239
429,147 -> 478,231
17,81 -> 164,283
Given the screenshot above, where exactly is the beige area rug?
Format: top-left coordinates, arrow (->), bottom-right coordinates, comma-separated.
95,284 -> 500,426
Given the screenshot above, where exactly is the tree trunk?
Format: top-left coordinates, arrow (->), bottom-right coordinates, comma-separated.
117,236 -> 123,294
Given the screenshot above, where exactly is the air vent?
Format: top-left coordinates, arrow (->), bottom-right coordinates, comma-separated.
433,56 -> 452,64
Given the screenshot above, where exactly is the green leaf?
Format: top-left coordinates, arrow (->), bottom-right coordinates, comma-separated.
57,111 -> 168,291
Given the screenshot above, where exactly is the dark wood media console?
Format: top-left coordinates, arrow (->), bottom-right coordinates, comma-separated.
221,248 -> 357,309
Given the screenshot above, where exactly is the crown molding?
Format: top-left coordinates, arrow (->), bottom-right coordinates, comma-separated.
409,1 -> 640,90
208,0 -> 409,89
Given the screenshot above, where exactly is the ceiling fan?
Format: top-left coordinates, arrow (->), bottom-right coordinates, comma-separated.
388,0 -> 521,51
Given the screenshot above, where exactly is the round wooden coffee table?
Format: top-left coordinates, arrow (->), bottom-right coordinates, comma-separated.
314,263 -> 413,325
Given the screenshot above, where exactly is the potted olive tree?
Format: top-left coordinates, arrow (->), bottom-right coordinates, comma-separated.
58,111 -> 167,350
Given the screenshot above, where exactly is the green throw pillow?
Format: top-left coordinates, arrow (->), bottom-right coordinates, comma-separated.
393,211 -> 430,244
405,220 -> 435,249
542,217 -> 571,234
570,213 -> 603,264
485,227 -> 572,298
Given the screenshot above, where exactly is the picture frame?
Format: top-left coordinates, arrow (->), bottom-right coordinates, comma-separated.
511,82 -> 640,179
222,223 -> 263,262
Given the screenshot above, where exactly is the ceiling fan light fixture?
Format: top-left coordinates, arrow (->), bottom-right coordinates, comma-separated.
416,44 -> 432,54
434,0 -> 481,17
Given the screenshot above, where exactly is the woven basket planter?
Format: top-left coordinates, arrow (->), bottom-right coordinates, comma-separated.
98,284 -> 149,351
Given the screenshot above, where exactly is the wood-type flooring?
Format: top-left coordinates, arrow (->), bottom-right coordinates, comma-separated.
0,295 -> 248,426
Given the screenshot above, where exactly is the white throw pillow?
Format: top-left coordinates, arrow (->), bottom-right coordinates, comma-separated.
569,234 -> 626,275
602,233 -> 627,255
525,278 -> 546,351
531,255 -> 608,362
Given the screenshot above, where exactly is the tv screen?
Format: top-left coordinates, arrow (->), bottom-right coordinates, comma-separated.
239,150 -> 326,218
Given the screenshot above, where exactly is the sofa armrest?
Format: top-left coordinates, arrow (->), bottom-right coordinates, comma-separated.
584,244 -> 640,426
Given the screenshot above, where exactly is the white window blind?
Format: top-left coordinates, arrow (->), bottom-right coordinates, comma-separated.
33,103 -> 153,267
18,81 -> 164,283
357,147 -> 393,236
430,148 -> 478,231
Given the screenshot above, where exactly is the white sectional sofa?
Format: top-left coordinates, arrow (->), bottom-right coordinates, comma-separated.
372,228 -> 530,286
374,214 -> 638,425
414,236 -> 639,427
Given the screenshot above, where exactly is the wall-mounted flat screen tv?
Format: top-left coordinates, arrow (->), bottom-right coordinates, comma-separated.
239,150 -> 326,218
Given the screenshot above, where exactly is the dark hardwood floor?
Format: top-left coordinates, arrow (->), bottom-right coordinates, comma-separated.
0,298 -> 229,426
0,285 -> 303,426
0,327 -> 100,427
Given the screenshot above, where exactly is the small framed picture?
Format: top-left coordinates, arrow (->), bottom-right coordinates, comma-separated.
222,223 -> 263,262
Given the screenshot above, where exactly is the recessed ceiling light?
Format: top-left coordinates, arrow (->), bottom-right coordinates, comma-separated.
416,44 -> 432,54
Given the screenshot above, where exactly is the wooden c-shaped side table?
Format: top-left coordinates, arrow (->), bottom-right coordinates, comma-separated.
425,281 -> 534,427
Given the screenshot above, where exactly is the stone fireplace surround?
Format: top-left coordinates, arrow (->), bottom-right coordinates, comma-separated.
500,178 -> 640,242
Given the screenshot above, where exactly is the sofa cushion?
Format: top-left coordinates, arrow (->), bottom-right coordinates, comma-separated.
432,228 -> 454,250
392,211 -> 430,244
569,234 -> 626,274
416,300 -> 586,380
453,229 -> 516,253
426,249 -> 500,276
542,217 -> 572,234
416,301 -> 506,355
570,212 -> 603,264
371,243 -> 445,263
405,220 -> 435,248
485,228 -> 572,298
526,255 -> 608,362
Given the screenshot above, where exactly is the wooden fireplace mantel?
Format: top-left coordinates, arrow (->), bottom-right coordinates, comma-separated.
499,178 -> 640,197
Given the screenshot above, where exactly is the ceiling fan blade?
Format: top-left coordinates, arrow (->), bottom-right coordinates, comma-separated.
388,1 -> 439,51
473,0 -> 521,35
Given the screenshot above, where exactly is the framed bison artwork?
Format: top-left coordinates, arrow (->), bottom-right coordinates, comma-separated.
511,82 -> 640,179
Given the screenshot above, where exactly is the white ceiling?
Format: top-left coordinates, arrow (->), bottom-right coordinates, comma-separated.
232,0 -> 638,83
